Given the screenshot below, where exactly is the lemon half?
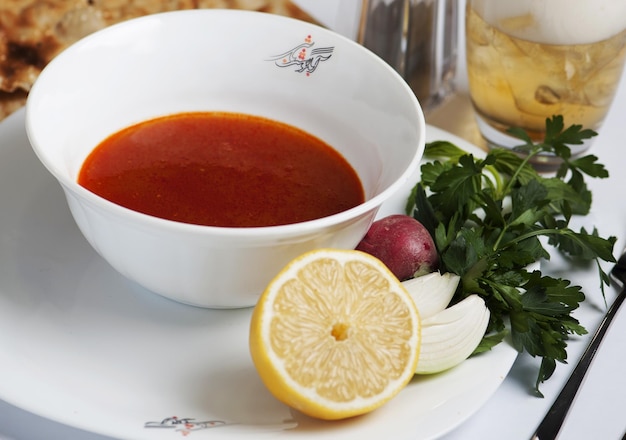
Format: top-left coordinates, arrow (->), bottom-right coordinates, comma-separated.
249,248 -> 421,420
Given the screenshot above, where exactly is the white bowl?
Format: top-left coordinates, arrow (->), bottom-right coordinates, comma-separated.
26,9 -> 425,308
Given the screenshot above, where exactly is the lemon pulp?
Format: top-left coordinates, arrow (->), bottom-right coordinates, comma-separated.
249,249 -> 420,420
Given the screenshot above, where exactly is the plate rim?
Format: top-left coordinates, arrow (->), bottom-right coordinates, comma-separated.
0,108 -> 518,440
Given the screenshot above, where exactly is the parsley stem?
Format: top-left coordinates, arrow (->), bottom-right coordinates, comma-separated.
501,146 -> 542,196
484,164 -> 503,196
492,145 -> 545,251
508,228 -> 557,245
504,227 -> 576,249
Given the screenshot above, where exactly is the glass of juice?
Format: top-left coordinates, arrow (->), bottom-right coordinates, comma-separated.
465,0 -> 626,169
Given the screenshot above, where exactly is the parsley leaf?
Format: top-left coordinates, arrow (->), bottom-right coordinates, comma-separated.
407,116 -> 616,395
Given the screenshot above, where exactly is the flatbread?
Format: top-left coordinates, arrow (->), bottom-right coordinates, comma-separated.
0,0 -> 317,120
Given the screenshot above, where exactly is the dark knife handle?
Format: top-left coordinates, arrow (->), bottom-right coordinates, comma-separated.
530,287 -> 626,440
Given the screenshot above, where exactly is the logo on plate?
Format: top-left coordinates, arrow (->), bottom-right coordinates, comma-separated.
268,35 -> 334,76
145,416 -> 226,436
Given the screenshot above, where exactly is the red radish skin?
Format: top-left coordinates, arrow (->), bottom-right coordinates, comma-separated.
356,215 -> 439,281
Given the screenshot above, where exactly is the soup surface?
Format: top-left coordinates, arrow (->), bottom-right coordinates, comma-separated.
78,112 -> 364,227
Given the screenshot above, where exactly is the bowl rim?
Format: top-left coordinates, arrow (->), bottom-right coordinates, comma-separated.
26,8 -> 426,239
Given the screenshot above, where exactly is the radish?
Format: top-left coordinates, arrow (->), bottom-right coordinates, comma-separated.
356,214 -> 438,281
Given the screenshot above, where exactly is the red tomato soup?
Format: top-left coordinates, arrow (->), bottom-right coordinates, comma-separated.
77,112 -> 365,227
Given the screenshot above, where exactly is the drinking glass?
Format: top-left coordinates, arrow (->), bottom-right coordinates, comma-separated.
465,0 -> 626,169
358,0 -> 459,112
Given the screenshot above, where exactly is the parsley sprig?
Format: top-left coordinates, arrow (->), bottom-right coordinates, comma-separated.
406,116 -> 616,395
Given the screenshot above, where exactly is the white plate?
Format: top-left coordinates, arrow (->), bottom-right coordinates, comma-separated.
0,109 -> 517,440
